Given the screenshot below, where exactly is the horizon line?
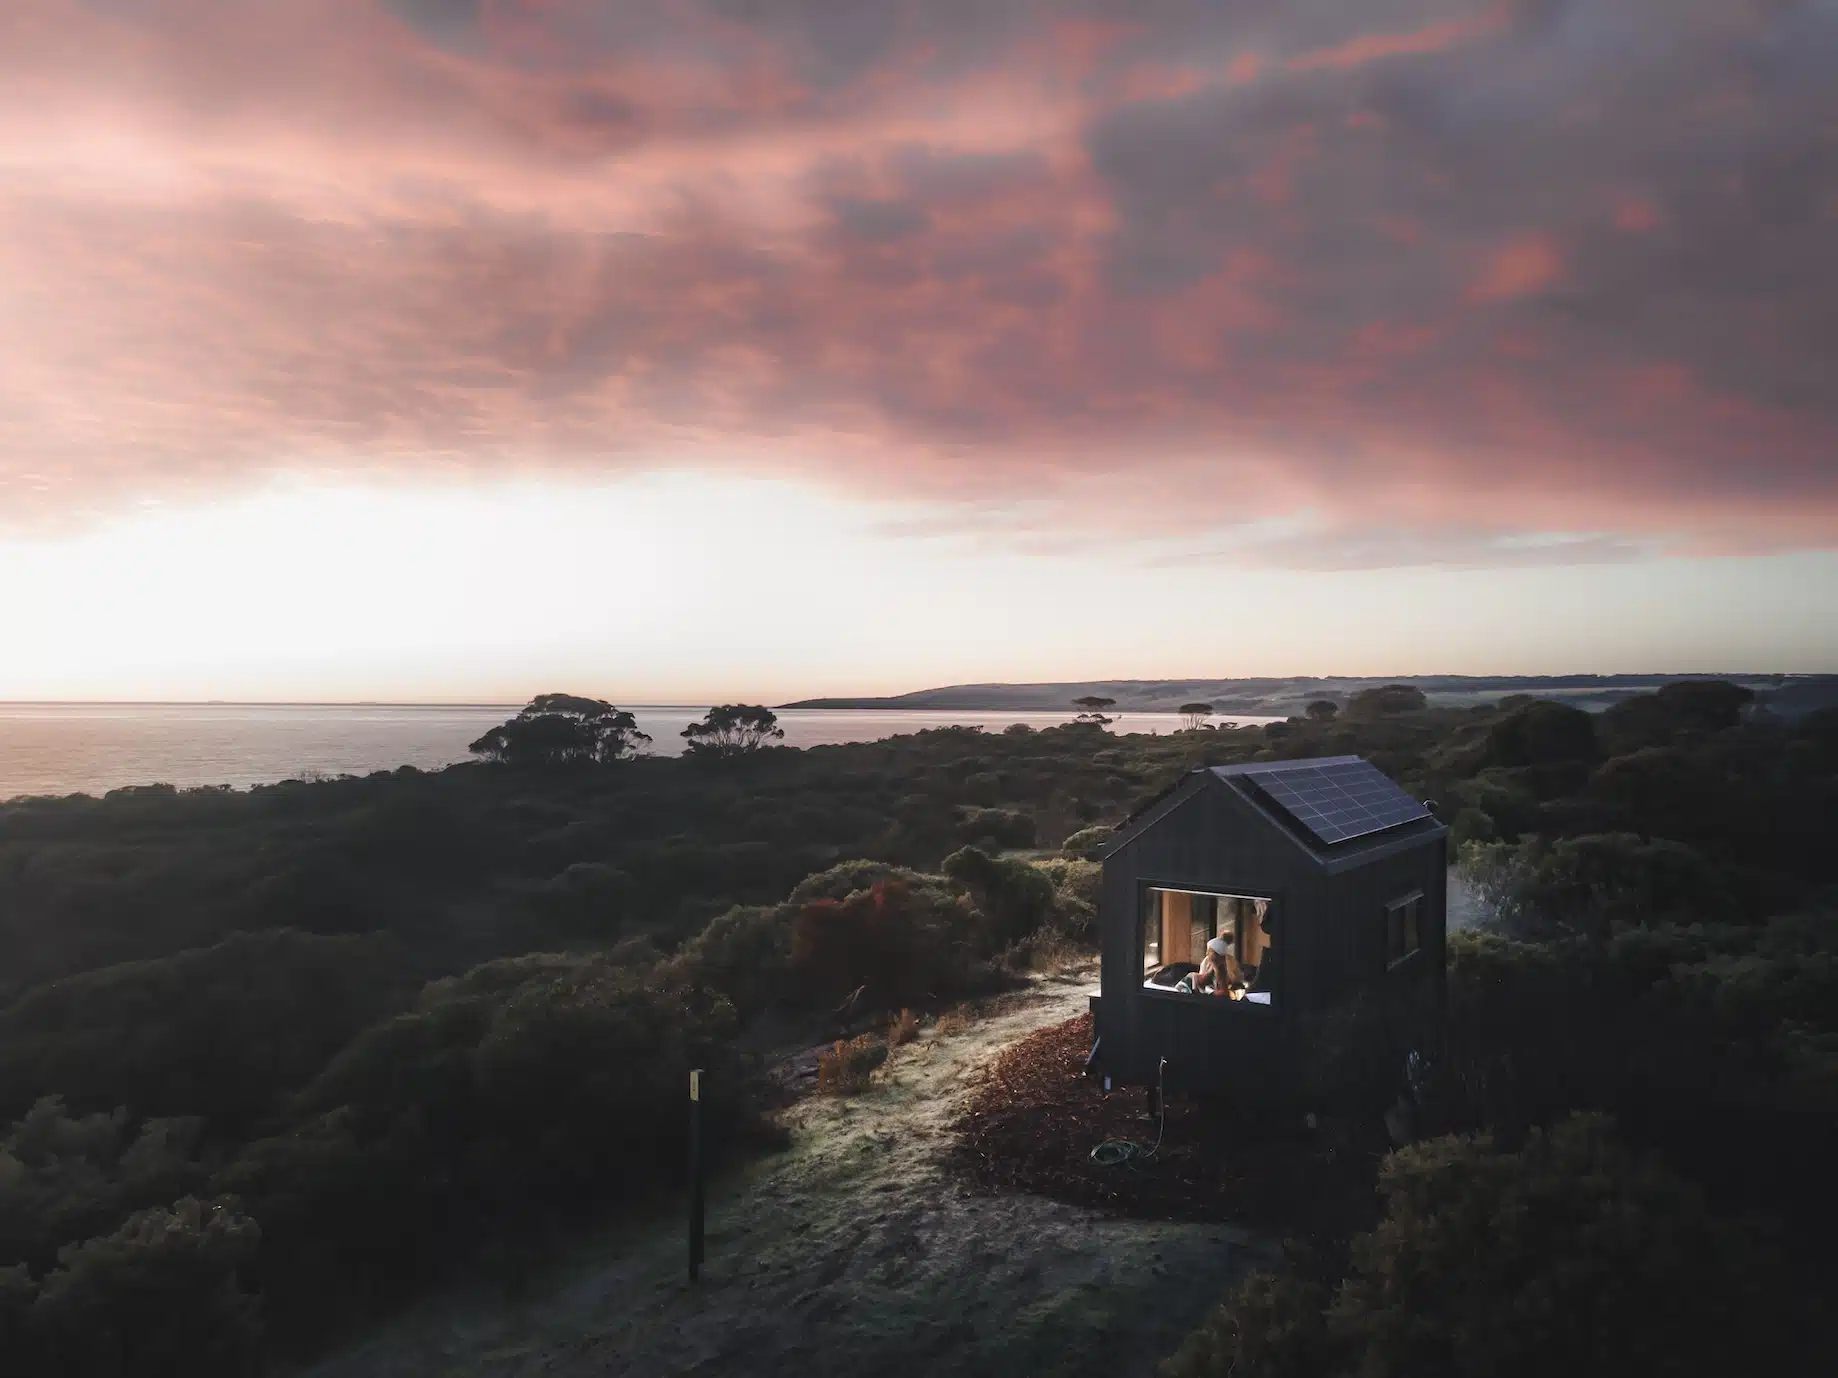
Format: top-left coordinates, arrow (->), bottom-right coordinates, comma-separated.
0,668 -> 1821,713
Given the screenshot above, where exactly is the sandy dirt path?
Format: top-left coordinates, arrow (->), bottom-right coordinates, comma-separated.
304,965 -> 1274,1378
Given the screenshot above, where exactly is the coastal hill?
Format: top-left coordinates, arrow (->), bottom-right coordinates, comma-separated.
783,673 -> 1835,718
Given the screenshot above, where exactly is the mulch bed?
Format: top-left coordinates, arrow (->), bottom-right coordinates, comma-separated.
950,1014 -> 1382,1241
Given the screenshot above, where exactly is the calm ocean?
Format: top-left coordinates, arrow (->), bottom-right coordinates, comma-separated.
0,703 -> 1280,801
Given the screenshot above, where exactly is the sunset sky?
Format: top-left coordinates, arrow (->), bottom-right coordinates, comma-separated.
2,0 -> 1835,701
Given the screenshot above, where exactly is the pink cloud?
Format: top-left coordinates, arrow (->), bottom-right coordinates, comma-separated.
1285,9 -> 1506,74
1611,193 -> 1662,233
0,0 -> 1833,563
1468,236 -> 1565,302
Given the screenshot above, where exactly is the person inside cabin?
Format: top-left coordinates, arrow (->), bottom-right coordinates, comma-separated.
1195,935 -> 1244,999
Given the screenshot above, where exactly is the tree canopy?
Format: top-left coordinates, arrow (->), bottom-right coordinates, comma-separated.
468,695 -> 651,767
681,705 -> 785,758
1304,699 -> 1339,721
1345,684 -> 1428,718
1178,702 -> 1214,730
1072,695 -> 1117,725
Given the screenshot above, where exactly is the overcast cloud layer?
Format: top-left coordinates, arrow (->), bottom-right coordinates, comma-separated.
2,0 -> 1835,566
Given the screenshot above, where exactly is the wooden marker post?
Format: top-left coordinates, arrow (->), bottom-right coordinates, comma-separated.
688,1068 -> 705,1283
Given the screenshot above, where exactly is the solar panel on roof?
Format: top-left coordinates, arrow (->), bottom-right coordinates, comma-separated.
1242,759 -> 1430,846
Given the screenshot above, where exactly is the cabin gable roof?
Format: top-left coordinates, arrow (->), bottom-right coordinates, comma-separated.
1104,756 -> 1445,874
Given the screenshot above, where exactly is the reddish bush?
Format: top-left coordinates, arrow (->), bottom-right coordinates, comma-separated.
888,1008 -> 919,1046
816,1036 -> 884,1096
789,880 -> 975,1011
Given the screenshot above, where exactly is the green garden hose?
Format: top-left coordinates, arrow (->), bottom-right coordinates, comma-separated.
1090,1058 -> 1167,1167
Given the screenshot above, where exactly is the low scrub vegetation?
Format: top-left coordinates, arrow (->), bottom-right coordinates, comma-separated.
816,1035 -> 886,1096
0,684 -> 1830,1371
1161,1114 -> 1803,1378
888,1008 -> 919,1046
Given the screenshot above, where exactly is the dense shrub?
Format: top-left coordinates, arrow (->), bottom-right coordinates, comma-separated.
1472,699 -> 1599,770
788,879 -> 980,1010
1059,825 -> 1113,859
1442,769 -> 1542,842
1600,679 -> 1753,753
941,846 -> 1060,953
219,955 -> 767,1346
1288,993 -> 1427,1120
0,930 -> 407,1132
1,1099 -> 208,1278
785,860 -> 931,905
1032,857 -> 1102,941
670,857 -> 1068,1022
1444,911 -> 1838,1211
1457,832 -> 1747,936
1345,684 -> 1428,719
956,806 -> 1037,849
661,904 -> 795,1021
24,1196 -> 264,1378
1164,1115 -> 1798,1378
1159,1258 -> 1334,1378
528,862 -> 633,942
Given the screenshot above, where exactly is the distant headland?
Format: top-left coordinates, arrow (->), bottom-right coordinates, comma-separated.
781,673 -> 1838,719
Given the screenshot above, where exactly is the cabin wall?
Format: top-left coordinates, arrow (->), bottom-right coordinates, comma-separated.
1099,783 -> 1325,1093
1098,778 -> 1451,1100
1317,837 -> 1448,1015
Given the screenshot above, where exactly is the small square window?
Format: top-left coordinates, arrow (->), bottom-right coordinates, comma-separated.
1386,893 -> 1424,967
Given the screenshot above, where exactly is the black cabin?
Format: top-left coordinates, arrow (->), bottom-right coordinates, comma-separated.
1088,756 -> 1448,1105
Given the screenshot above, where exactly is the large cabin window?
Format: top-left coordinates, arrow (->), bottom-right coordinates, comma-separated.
1386,892 -> 1424,967
1140,887 -> 1277,1005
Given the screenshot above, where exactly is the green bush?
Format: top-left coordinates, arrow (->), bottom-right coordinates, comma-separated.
661,904 -> 794,1021
1474,699 -> 1599,769
25,1196 -> 263,1378
0,930 -> 407,1132
1,1099 -> 208,1276
1165,1115 -> 1795,1378
1601,680 -> 1753,753
942,846 -> 1060,952
1346,684 -> 1428,719
1059,825 -> 1113,860
1445,910 -> 1838,1180
529,862 -> 632,941
672,859 -> 1045,1020
1033,858 -> 1102,942
956,807 -> 1037,850
786,860 -> 932,905
220,955 -> 766,1346
1456,832 -> 1745,937
1160,1260 -> 1334,1378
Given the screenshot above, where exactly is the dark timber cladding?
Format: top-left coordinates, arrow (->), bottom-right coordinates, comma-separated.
1090,755 -> 1448,1103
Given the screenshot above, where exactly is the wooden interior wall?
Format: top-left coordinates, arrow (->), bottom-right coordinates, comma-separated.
1160,890 -> 1193,965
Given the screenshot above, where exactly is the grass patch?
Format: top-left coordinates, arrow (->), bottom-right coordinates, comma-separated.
932,1005 -> 976,1039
